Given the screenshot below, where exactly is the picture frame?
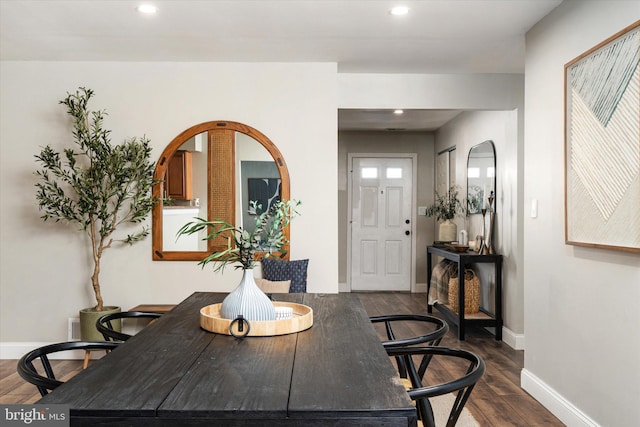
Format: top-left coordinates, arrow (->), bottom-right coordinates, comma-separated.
564,20 -> 640,253
248,177 -> 281,214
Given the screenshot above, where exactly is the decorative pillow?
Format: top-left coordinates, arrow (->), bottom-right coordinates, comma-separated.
261,258 -> 309,293
255,278 -> 291,294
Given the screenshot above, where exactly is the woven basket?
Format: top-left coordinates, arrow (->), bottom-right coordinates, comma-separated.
448,269 -> 480,314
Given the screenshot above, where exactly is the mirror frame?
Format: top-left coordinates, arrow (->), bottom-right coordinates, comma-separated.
466,140 -> 496,215
152,121 -> 290,261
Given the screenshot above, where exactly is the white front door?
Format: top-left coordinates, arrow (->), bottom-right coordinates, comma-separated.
350,156 -> 413,291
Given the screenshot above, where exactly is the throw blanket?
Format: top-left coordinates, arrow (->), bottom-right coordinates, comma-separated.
428,260 -> 458,304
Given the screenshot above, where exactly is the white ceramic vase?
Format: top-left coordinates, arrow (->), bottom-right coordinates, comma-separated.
438,219 -> 457,242
221,269 -> 276,321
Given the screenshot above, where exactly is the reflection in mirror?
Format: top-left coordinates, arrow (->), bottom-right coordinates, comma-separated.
162,132 -> 209,251
237,133 -> 281,234
152,121 -> 290,261
466,140 -> 496,215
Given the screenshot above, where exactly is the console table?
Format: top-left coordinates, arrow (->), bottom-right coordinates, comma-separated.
427,245 -> 503,341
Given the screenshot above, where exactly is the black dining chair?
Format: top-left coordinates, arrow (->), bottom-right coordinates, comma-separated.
370,314 -> 449,348
370,314 -> 449,378
17,341 -> 119,396
385,346 -> 485,427
96,311 -> 162,342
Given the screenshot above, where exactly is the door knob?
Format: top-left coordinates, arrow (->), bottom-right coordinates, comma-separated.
405,230 -> 410,236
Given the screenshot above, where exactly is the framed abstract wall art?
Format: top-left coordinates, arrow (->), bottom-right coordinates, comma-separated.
248,177 -> 281,214
564,20 -> 640,253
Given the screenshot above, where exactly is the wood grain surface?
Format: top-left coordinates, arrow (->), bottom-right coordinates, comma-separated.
36,292 -> 417,426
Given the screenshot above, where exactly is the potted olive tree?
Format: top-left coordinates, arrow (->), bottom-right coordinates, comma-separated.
34,87 -> 157,340
425,185 -> 465,242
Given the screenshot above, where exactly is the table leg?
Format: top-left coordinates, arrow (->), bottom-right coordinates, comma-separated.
83,350 -> 91,369
457,259 -> 466,340
495,257 -> 503,341
427,251 -> 433,313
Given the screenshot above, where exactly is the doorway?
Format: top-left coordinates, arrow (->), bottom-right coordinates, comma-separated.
348,154 -> 416,291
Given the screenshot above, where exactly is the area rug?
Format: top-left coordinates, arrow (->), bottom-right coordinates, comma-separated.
430,393 -> 479,427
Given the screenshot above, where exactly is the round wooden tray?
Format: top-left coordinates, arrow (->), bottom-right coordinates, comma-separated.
200,302 -> 313,337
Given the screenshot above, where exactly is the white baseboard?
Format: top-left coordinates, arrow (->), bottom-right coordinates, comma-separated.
339,282 -> 429,293
521,369 -> 600,427
0,342 -> 102,360
501,326 -> 525,350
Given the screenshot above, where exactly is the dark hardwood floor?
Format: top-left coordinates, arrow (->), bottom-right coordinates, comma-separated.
1,292 -> 564,426
358,292 -> 564,426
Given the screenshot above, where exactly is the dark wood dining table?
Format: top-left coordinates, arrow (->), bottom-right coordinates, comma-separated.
38,292 -> 417,426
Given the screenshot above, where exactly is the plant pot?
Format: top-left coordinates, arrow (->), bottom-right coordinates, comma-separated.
80,306 -> 121,341
438,219 -> 457,242
221,269 -> 276,321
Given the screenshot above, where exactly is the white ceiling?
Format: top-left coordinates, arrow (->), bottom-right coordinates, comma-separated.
338,108 -> 464,131
0,0 -> 563,130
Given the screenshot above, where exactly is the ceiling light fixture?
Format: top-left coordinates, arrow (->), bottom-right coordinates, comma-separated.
390,6 -> 409,16
394,109 -> 404,115
137,4 -> 158,14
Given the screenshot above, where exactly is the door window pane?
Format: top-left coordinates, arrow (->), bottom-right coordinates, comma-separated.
386,168 -> 402,179
361,167 -> 378,179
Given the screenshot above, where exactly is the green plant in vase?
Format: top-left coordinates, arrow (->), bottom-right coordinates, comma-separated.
177,199 -> 301,321
425,185 -> 465,242
34,87 -> 157,339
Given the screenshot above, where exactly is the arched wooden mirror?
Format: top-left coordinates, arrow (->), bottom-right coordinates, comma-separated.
152,121 -> 290,261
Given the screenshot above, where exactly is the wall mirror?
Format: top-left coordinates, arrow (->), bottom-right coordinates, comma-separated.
152,121 -> 290,261
466,140 -> 496,214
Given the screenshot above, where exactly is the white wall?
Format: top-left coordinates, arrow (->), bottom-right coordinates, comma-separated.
338,73 -> 524,110
0,62 -> 338,349
435,110 -> 523,344
523,2 -> 640,426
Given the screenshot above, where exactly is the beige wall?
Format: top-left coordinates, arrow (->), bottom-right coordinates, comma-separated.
0,61 -> 338,349
523,2 -> 640,425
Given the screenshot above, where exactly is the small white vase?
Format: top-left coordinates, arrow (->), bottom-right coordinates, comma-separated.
221,269 -> 276,321
438,219 -> 457,242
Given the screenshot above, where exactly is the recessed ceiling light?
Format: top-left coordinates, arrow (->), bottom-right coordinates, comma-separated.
394,109 -> 404,115
137,4 -> 158,14
390,6 -> 409,16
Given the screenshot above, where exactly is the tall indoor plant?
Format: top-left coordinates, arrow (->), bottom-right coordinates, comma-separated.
34,87 -> 156,339
426,185 -> 465,242
178,199 -> 300,321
